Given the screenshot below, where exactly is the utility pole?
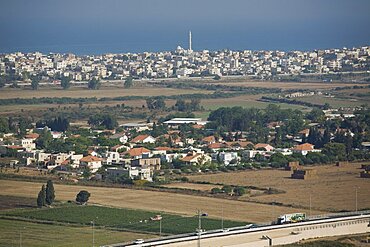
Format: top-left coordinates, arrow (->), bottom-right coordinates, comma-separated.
309,193 -> 312,216
197,209 -> 201,247
159,218 -> 162,237
355,187 -> 359,212
19,227 -> 25,247
221,205 -> 224,230
91,220 -> 95,247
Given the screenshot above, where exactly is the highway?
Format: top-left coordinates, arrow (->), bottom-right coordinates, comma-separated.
103,211 -> 370,247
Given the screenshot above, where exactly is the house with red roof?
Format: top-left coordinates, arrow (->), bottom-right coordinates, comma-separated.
79,155 -> 103,172
181,151 -> 211,166
126,147 -> 151,159
130,135 -> 156,144
255,143 -> 274,152
202,136 -> 217,145
292,143 -> 319,156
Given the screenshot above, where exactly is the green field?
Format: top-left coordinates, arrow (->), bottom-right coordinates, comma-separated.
0,218 -> 153,247
2,205 -> 247,235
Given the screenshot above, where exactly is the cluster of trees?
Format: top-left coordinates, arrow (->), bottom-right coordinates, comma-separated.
37,180 -> 55,208
173,99 -> 201,112
88,114 -> 118,129
211,185 -> 247,196
261,96 -> 331,110
61,76 -> 72,89
151,81 -> 282,94
207,105 -> 304,143
0,117 -> 33,136
88,78 -> 101,90
36,117 -> 70,132
124,77 -> 134,88
146,97 -> 166,110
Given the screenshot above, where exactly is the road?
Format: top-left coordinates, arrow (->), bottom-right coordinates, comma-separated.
104,211 -> 370,247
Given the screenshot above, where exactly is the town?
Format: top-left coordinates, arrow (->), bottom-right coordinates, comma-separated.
0,43 -> 369,86
1,105 -> 369,185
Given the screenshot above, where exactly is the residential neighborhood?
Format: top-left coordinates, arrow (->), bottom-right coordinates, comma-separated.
1,105 -> 369,185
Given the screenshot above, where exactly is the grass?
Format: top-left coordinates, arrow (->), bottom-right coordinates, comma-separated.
206,81 -> 367,90
188,162 -> 370,212
2,205 -> 247,235
200,95 -> 310,111
0,179 -> 325,223
0,87 -> 213,99
294,95 -> 369,108
0,218 -> 153,247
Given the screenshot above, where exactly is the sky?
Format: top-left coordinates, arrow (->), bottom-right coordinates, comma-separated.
0,0 -> 369,54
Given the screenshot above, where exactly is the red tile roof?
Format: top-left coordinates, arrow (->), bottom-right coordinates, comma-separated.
128,147 -> 151,157
80,155 -> 102,162
293,143 -> 314,151
25,133 -> 40,139
131,135 -> 151,143
202,136 -> 216,143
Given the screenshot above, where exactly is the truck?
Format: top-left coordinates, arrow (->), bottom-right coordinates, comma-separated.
277,213 -> 306,224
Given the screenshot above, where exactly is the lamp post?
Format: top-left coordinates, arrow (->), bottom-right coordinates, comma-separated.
221,205 -> 224,230
355,186 -> 359,212
19,227 -> 25,247
159,217 -> 162,237
91,220 -> 95,247
196,210 -> 208,247
309,193 -> 312,216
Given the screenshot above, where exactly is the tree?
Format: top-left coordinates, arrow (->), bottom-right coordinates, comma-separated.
82,166 -> 91,179
76,190 -> 91,204
124,76 -> 134,88
31,77 -> 40,90
0,117 -> 10,133
146,97 -> 166,110
322,143 -> 346,161
306,108 -> 325,122
36,128 -> 53,149
88,78 -> 101,90
174,99 -> 186,111
45,180 -> 55,205
37,185 -> 46,208
234,186 -> 246,196
61,77 -> 71,90
222,185 -> 233,194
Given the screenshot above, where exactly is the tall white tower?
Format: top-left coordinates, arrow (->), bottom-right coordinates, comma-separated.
189,31 -> 192,51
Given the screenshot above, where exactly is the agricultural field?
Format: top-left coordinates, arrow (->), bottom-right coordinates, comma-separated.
0,179 -> 325,223
0,86 -> 212,99
0,218 -> 153,247
188,163 -> 370,212
294,95 -> 369,108
1,205 -> 246,235
0,195 -> 35,210
207,80 -> 367,90
162,182 -> 220,191
200,95 -> 309,111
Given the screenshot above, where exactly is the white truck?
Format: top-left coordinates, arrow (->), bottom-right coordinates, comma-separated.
277,213 -> 306,224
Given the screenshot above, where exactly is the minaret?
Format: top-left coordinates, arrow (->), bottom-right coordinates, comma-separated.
189,31 -> 192,51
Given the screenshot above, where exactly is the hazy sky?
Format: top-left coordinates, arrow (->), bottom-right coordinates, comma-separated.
0,0 -> 369,54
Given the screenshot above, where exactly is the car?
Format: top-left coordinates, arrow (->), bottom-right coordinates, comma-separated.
133,239 -> 144,244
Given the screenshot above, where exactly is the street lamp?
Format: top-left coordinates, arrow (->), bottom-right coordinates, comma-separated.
355,186 -> 360,212
196,210 -> 208,247
19,227 -> 26,247
91,220 -> 95,247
